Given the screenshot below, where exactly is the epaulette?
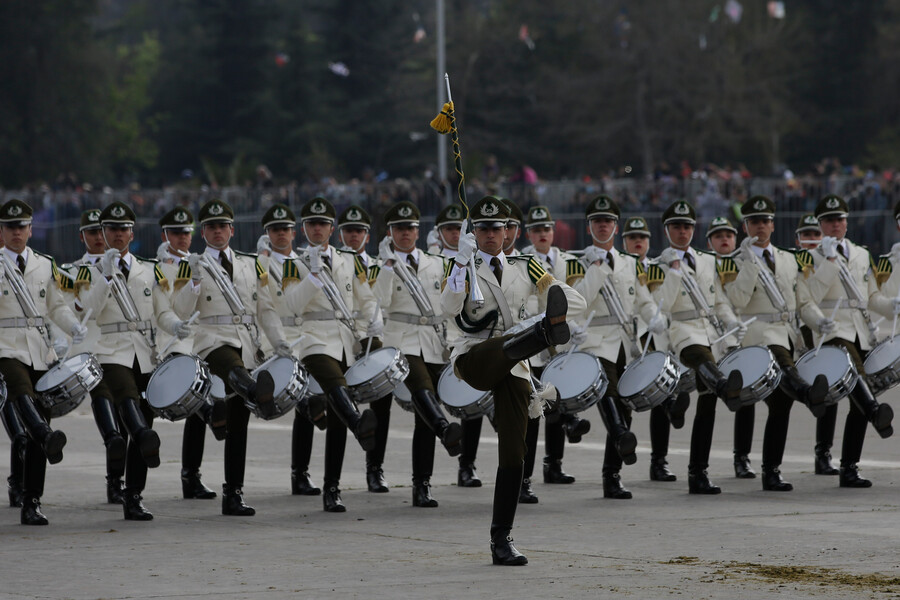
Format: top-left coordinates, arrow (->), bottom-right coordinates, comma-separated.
716,256 -> 739,285
645,263 -> 666,292
254,257 -> 268,285
174,260 -> 192,291
635,260 -> 648,286
58,264 -> 76,292
868,248 -> 877,275
153,263 -> 169,292
565,258 -> 585,286
794,249 -> 814,279
353,254 -> 367,284
282,258 -> 301,289
876,254 -> 892,287
367,263 -> 380,286
525,256 -> 553,294
74,264 -> 93,296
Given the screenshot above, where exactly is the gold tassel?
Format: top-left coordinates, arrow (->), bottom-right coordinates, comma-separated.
430,102 -> 454,134
535,273 -> 554,295
719,271 -> 737,285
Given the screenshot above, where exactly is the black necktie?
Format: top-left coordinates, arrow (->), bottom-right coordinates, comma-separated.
684,252 -> 696,271
837,244 -> 847,261
606,252 -> 615,270
491,256 -> 503,285
16,255 -> 25,275
763,249 -> 776,274
220,252 -> 233,280
119,258 -> 130,281
407,253 -> 418,273
322,253 -> 332,271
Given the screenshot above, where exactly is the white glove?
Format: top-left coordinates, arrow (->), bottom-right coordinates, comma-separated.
817,317 -> 836,335
274,341 -> 293,358
455,232 -> 477,266
647,312 -> 667,335
658,248 -> 680,268
728,320 -> 748,344
307,246 -> 323,274
582,245 -> 605,265
256,234 -> 271,256
366,319 -> 384,339
156,241 -> 171,262
378,236 -> 396,262
187,254 -> 204,282
173,319 -> 193,340
70,322 -> 88,345
52,337 -> 69,357
568,322 -> 587,346
100,248 -> 120,277
739,236 -> 758,262
426,227 -> 440,248
820,236 -> 839,259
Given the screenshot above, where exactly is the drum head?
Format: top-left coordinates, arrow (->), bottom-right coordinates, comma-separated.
718,346 -> 772,382
35,354 -> 90,392
541,352 -> 601,398
263,357 -> 297,395
210,375 -> 227,401
346,348 -> 397,386
797,347 -> 851,387
393,382 -> 411,402
865,338 -> 900,373
307,375 -> 324,396
618,352 -> 669,397
437,367 -> 484,407
146,356 -> 198,408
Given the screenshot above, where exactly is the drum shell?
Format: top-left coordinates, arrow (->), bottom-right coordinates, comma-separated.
796,347 -> 858,406
436,365 -> 494,420
249,356 -> 309,420
345,348 -> 410,404
146,355 -> 212,421
717,346 -> 783,410
863,338 -> 900,396
35,353 -> 103,418
617,351 -> 681,412
539,351 -> 607,414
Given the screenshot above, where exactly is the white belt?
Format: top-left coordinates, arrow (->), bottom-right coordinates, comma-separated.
588,315 -> 621,327
671,309 -> 703,322
0,317 -> 45,328
821,299 -> 867,310
99,320 -> 152,334
303,310 -> 361,321
387,312 -> 443,326
744,311 -> 795,323
281,316 -> 303,327
198,315 -> 256,325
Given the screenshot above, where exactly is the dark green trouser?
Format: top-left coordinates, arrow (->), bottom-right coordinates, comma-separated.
101,361 -> 153,492
599,346 -> 632,473
206,345 -> 250,487
404,355 -> 444,480
825,337 -> 869,466
640,335 -> 672,460
0,358 -> 47,497
759,344 -> 796,469
679,344 -> 719,471
302,353 -> 349,484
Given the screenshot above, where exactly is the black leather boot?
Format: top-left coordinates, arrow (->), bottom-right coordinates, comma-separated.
688,467 -> 721,494
848,380 -> 894,438
106,476 -> 125,504
761,467 -> 793,491
696,361 -> 743,407
298,395 -> 328,431
228,367 -> 277,419
502,285 -> 569,361
411,389 -> 463,456
490,466 -> 528,566
562,413 -> 590,443
666,392 -> 690,429
839,464 -> 872,488
412,478 -> 439,507
366,463 -> 389,493
543,458 -> 575,484
91,396 -> 127,475
323,481 -> 346,512
814,443 -> 839,475
12,395 -> 66,464
7,475 -> 24,508
203,399 -> 228,441
222,484 -> 256,515
602,470 -> 632,499
733,453 -> 756,479
21,495 -> 48,525
182,469 -> 216,499
325,386 -> 377,452
123,490 -> 153,521
781,365 -> 828,417
649,455 -> 677,482
291,470 -> 321,495
118,397 -> 160,468
596,395 -> 637,465
518,477 -> 538,503
458,463 -> 482,487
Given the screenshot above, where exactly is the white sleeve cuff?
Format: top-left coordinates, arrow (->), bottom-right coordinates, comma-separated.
448,263 -> 467,293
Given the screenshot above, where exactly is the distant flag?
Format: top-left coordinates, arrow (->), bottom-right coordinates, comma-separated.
767,1 -> 785,19
328,62 -> 350,77
274,53 -> 290,67
519,24 -> 535,50
725,0 -> 743,23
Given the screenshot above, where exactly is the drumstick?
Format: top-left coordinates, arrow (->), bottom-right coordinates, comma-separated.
364,301 -> 381,362
158,311 -> 200,358
709,316 -> 757,347
256,336 -> 306,372
557,310 -> 596,370
641,301 -> 664,360
814,302 -> 842,357
60,308 -> 92,364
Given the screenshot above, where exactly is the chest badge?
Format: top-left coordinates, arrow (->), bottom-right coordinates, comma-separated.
39,289 -> 46,298
144,288 -> 151,296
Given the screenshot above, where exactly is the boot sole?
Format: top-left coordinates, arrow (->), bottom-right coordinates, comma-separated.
442,422 -> 463,457
43,431 -> 67,465
544,286 -> 570,345
807,375 -> 829,406
726,370 -> 743,400
355,409 -> 378,452
616,432 -> 638,465
139,430 -> 161,468
254,371 -> 277,418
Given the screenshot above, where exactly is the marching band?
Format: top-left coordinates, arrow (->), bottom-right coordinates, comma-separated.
0,192 -> 897,567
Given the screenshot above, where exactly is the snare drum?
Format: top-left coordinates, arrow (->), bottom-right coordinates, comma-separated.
345,347 -> 410,404
436,365 -> 494,420
675,358 -> 696,394
392,381 -> 415,413
249,356 -> 309,420
618,351 -> 680,412
539,351 -> 607,414
717,346 -> 782,410
146,354 -> 212,421
209,375 -> 235,402
864,337 -> 900,396
35,353 -> 103,418
796,346 -> 858,406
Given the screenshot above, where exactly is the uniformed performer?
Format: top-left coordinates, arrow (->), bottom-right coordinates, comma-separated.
520,204 -> 591,502
797,194 -> 894,488
0,199 -> 87,525
440,196 -> 586,565
281,197 -> 379,512
372,201 -> 463,507
721,196 -> 830,491
567,196 -> 664,499
172,199 -> 291,515
650,200 -> 744,494
427,203 -> 464,257
77,201 -> 192,520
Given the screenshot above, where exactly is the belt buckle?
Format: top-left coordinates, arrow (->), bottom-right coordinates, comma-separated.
780,311 -> 790,322
26,317 -> 35,327
334,310 -> 342,319
128,322 -> 137,331
231,315 -> 241,324
848,299 -> 859,309
418,316 -> 428,325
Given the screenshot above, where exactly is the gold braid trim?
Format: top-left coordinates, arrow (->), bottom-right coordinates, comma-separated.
535,272 -> 554,295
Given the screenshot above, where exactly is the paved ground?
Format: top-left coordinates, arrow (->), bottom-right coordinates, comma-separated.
1,388 -> 898,600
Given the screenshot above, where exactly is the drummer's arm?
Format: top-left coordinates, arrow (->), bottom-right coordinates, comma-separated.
440,263 -> 467,318
635,280 -> 658,324
76,265 -> 114,318
370,261 -> 396,308
46,266 -> 80,335
352,264 -> 379,326
797,277 -> 826,329
573,261 -> 612,297
538,280 -> 587,318
803,255 -> 839,304
255,263 -> 288,348
724,261 -> 759,311
152,285 -> 181,337
651,266 -> 680,313
282,261 -> 320,315
713,278 -> 738,324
